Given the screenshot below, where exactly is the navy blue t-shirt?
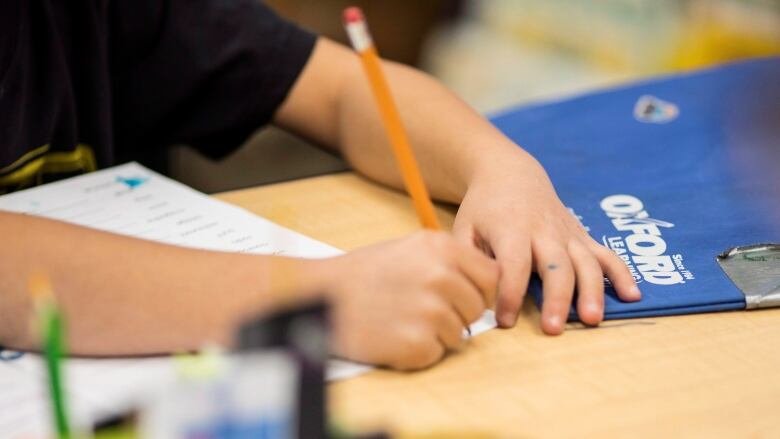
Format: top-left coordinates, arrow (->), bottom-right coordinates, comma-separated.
0,0 -> 316,193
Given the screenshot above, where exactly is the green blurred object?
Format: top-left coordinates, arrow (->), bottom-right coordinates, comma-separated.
30,274 -> 72,439
43,310 -> 70,438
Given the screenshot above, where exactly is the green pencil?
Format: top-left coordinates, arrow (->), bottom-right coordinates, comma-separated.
30,273 -> 71,439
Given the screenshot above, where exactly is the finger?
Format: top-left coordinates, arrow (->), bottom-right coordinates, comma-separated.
588,241 -> 642,301
491,234 -> 533,328
390,325 -> 447,370
434,272 -> 488,326
418,293 -> 466,349
436,309 -> 466,351
568,239 -> 605,326
420,293 -> 468,349
534,241 -> 576,335
452,240 -> 500,309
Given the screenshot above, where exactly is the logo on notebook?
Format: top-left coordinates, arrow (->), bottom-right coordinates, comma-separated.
633,95 -> 679,124
600,194 -> 694,285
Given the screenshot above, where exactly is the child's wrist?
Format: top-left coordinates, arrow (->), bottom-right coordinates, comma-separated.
294,256 -> 341,302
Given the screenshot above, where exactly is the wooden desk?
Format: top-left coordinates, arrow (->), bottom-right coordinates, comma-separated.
217,173 -> 780,439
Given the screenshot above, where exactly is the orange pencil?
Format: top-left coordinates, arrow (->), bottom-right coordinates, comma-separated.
343,7 -> 441,230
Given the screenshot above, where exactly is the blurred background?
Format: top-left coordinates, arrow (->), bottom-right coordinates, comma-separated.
170,0 -> 780,193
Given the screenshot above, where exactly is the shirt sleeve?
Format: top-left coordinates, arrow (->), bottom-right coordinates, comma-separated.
109,0 -> 316,159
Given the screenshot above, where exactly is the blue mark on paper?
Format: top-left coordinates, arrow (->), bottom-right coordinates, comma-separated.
116,175 -> 149,189
0,349 -> 24,361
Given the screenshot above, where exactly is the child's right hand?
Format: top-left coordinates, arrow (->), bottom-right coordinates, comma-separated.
314,231 -> 499,370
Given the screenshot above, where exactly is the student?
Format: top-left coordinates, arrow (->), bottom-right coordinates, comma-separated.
0,1 -> 640,370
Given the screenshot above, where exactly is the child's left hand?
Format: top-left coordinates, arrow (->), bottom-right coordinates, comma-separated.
452,151 -> 642,334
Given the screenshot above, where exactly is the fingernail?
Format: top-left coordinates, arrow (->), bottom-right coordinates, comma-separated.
629,286 -> 642,299
546,315 -> 562,332
585,302 -> 602,319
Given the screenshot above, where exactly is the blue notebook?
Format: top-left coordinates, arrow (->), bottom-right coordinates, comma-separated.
490,57 -> 780,320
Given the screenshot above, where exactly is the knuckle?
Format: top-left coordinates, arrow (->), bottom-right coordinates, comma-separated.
604,249 -> 624,264
594,242 -> 619,260
418,296 -> 447,321
396,330 -> 442,370
425,265 -> 455,289
576,254 -> 603,275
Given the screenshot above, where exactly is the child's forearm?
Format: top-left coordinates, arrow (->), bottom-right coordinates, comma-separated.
275,38 -> 544,204
0,211 -> 499,370
0,211 -> 324,355
337,58 -> 538,203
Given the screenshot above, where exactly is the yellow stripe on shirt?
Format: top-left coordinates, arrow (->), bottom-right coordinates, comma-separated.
0,145 -> 97,193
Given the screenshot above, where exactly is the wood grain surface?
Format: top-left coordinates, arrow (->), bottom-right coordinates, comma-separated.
217,172 -> 780,439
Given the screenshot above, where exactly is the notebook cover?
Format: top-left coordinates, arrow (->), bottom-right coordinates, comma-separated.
490,57 -> 780,320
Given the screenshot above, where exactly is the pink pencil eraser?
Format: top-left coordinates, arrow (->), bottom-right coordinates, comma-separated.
343,6 -> 364,24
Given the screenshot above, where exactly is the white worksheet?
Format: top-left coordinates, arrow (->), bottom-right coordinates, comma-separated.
0,162 -> 497,436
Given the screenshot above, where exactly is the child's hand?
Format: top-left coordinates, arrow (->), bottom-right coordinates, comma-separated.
453,152 -> 641,335
276,38 -> 638,338
316,230 -> 498,370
